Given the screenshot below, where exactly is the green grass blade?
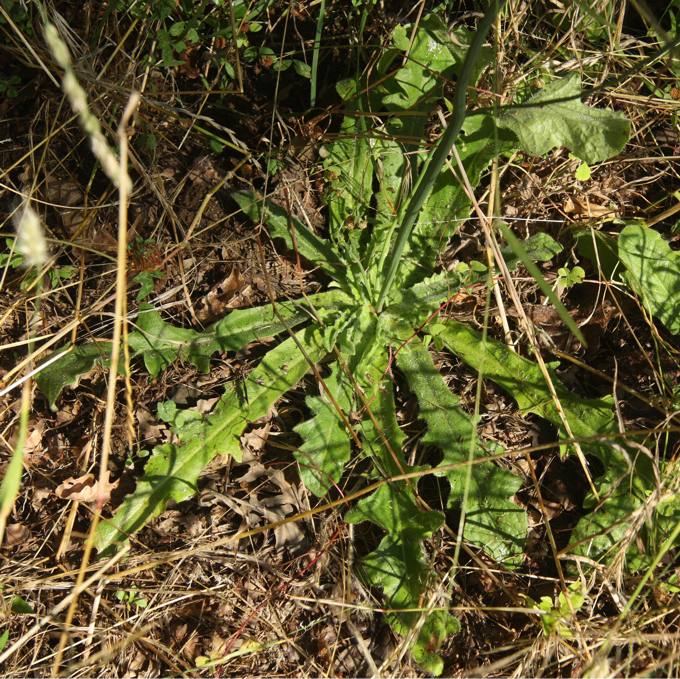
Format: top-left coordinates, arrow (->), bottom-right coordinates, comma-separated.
375,0 -> 502,310
310,0 -> 325,106
0,385 -> 29,542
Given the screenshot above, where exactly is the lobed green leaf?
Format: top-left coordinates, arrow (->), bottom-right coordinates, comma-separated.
344,345 -> 459,675
95,325 -> 329,554
128,305 -> 215,377
37,342 -> 112,410
432,320 -> 657,565
293,364 -> 353,497
398,338 -> 526,564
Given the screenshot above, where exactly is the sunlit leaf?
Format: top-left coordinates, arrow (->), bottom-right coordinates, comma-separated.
37,343 -> 112,410
432,320 -> 656,565
95,326 -> 328,554
618,222 -> 680,335
398,339 -> 526,564
293,365 -> 353,497
497,74 -> 629,163
128,305 -> 214,376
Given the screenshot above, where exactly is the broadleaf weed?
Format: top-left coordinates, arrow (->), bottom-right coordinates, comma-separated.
33,3 -> 680,672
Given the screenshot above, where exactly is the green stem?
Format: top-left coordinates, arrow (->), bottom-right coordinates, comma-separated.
376,0 -> 503,311
310,0 -> 326,107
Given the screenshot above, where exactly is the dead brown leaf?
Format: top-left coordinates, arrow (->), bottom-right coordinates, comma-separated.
54,470 -> 118,505
196,267 -> 252,322
240,423 -> 271,455
564,196 -> 617,219
55,401 -> 82,426
136,407 -> 166,444
24,421 -> 44,455
4,522 -> 30,547
30,486 -> 52,511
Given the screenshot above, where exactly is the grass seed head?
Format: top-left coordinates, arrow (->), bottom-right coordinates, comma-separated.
14,202 -> 47,268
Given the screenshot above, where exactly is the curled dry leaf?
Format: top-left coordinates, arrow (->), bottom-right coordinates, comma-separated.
136,407 -> 166,445
564,195 -> 617,219
4,522 -> 30,547
196,266 -> 250,322
55,470 -> 118,505
240,422 -> 271,455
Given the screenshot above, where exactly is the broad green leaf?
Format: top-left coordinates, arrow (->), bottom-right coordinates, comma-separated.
128,305 -> 214,377
323,79 -> 373,241
575,229 -> 620,280
293,364 -> 353,497
339,305 -> 382,377
500,232 -> 563,271
567,486 -> 644,566
345,345 -> 459,676
346,488 -> 456,676
369,16 -> 479,270
431,319 -> 619,475
36,292 -> 349,409
37,342 -> 112,410
209,290 -> 350,350
95,325 -> 329,554
347,481 -> 444,539
397,339 -> 475,457
398,339 -> 526,564
133,270 -> 162,301
366,21 -> 493,291
295,309 -> 399,497
378,18 -> 491,115
364,135 -> 410,291
574,160 -> 591,181
383,270 -> 467,327
496,74 -> 630,164
618,222 -> 680,335
10,596 -> 33,614
412,609 -> 461,675
354,338 -> 406,474
232,190 -> 353,291
573,468 -> 678,572
156,400 -> 206,440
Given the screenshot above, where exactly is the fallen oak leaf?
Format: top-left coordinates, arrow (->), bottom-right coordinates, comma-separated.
55,471 -> 118,505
